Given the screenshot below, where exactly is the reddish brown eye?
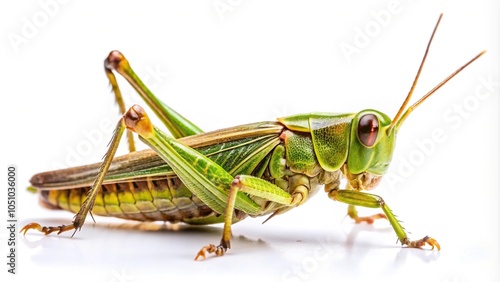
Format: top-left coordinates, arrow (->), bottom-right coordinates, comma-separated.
357,114 -> 379,147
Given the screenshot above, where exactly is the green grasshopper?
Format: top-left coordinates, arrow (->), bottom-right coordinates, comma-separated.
21,14 -> 485,260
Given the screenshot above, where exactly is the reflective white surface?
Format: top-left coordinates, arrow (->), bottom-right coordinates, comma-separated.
2,1 -> 499,281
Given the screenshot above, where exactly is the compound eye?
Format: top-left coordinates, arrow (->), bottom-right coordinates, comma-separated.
357,114 -> 379,147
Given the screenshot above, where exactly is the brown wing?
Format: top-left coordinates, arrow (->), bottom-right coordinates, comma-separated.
30,121 -> 284,190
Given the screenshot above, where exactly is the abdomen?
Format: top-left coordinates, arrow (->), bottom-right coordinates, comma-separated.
39,176 -> 224,224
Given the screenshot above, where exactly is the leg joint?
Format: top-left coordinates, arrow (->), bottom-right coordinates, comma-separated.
290,185 -> 308,206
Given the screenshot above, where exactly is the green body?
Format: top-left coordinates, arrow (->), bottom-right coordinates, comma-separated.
34,110 -> 394,225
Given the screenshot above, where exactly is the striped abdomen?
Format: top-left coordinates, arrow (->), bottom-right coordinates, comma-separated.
39,176 -> 224,224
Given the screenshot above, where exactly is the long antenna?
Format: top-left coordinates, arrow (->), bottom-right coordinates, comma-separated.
394,50 -> 486,129
389,13 -> 443,132
387,14 -> 486,134
387,13 -> 443,134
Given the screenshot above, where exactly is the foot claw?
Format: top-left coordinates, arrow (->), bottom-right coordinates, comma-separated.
20,223 -> 42,235
194,243 -> 227,261
403,236 -> 441,251
19,222 -> 75,236
422,236 -> 441,251
194,244 -> 215,261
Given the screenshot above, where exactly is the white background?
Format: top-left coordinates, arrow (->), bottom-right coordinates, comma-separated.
1,1 -> 499,281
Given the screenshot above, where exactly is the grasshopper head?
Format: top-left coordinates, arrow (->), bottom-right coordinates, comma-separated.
346,109 -> 396,184
344,109 -> 396,191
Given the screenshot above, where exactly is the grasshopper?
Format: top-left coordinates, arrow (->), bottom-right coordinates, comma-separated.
21,14 -> 485,260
